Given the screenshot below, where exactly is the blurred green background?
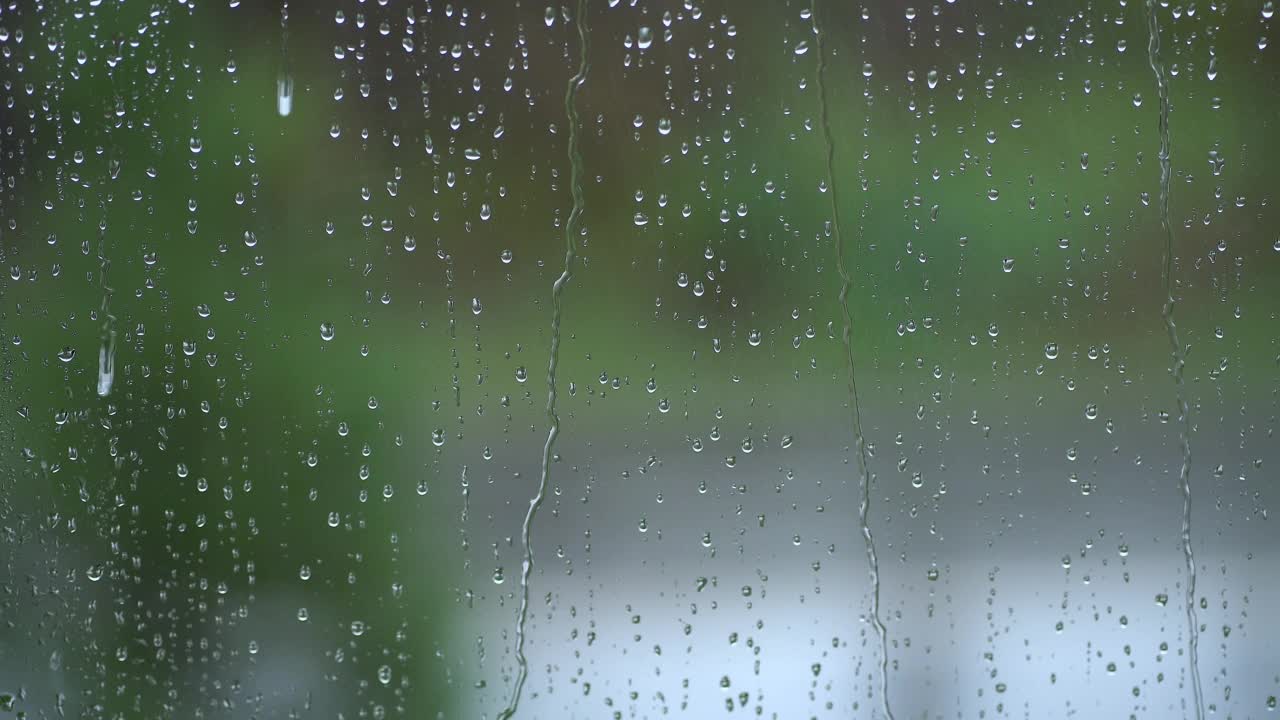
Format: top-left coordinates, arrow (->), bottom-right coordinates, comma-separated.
1,0 -> 1276,718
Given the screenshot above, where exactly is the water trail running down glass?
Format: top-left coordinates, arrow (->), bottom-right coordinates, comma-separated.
497,1 -> 589,717
96,224 -> 116,398
277,0 -> 293,117
812,3 -> 894,718
1144,3 -> 1203,719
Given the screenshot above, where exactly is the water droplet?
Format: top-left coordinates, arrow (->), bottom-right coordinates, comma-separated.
277,74 -> 293,117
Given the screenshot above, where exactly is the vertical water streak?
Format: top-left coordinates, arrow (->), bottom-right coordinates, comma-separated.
497,1 -> 589,718
1144,4 -> 1203,720
277,1 -> 293,117
812,4 -> 894,719
96,223 -> 116,398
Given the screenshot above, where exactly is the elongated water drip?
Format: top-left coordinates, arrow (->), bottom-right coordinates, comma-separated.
96,226 -> 116,398
812,3 -> 894,719
1144,4 -> 1203,719
277,1 -> 293,117
497,2 -> 589,718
